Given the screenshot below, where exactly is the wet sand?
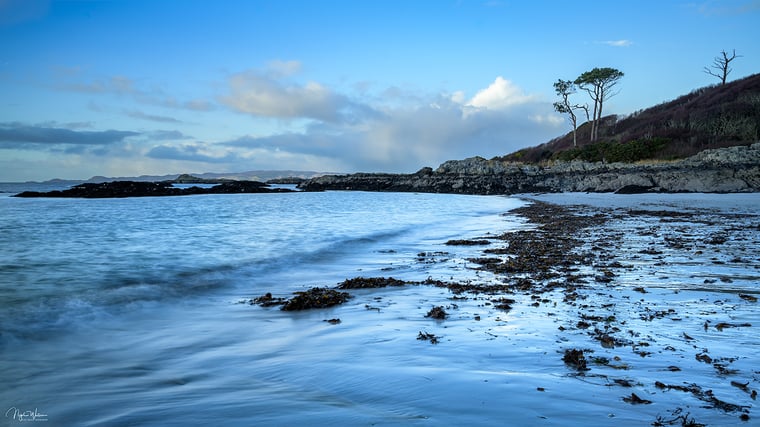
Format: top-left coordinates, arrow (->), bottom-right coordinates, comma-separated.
495,194 -> 758,425
254,193 -> 759,425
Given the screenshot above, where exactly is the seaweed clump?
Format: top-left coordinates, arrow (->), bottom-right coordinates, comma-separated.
281,287 -> 351,311
338,277 -> 407,289
250,292 -> 286,307
417,331 -> 440,344
563,348 -> 590,371
425,306 -> 448,319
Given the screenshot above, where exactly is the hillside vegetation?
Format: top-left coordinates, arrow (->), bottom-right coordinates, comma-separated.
499,73 -> 760,164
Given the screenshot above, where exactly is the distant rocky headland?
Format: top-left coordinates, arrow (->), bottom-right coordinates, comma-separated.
299,142 -> 760,194
14,178 -> 294,198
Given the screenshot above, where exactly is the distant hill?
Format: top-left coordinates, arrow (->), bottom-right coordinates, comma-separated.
80,170 -> 323,184
499,73 -> 760,164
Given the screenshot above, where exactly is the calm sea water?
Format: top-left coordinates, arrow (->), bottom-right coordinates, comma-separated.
0,186 -> 526,426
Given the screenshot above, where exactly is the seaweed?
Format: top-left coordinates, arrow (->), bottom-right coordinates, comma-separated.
281,287 -> 351,311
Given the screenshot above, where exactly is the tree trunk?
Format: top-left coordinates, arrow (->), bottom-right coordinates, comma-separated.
590,99 -> 598,142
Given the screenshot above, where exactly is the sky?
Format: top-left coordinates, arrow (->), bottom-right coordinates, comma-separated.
1,0 -> 759,182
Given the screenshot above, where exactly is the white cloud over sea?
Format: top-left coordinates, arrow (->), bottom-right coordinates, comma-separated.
0,63 -> 565,180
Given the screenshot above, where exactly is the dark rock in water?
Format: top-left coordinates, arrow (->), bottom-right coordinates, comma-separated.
445,239 -> 491,246
14,179 -> 294,198
622,393 -> 652,405
15,181 -> 182,198
615,184 -> 654,194
208,181 -> 271,193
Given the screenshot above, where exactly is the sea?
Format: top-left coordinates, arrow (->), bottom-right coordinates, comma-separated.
0,183 -> 528,426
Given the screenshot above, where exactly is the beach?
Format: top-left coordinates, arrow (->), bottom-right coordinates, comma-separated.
1,191 -> 757,426
243,192 -> 759,426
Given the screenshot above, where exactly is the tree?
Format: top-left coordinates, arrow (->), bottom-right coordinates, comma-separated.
704,49 -> 741,85
553,79 -> 589,147
574,67 -> 624,142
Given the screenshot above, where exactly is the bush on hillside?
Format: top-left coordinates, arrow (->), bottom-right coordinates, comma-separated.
553,138 -> 670,163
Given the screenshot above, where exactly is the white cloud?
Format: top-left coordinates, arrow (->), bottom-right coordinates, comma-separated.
450,90 -> 466,104
265,59 -> 302,77
466,76 -> 539,110
124,110 -> 183,123
221,69 -> 359,123
64,75 -> 136,94
599,39 -> 633,47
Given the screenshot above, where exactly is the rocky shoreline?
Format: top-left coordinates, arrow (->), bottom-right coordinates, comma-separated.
299,142 -> 760,194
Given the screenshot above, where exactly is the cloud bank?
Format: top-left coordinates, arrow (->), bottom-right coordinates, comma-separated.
2,63 -> 566,180
214,66 -> 563,172
0,123 -> 138,146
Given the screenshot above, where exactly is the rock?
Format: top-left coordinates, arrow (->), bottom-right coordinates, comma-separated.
173,174 -> 231,184
615,184 -> 654,194
14,180 -> 294,198
14,181 -> 182,198
266,177 -> 306,184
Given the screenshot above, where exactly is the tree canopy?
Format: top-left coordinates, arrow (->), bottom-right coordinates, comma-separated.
574,67 -> 624,142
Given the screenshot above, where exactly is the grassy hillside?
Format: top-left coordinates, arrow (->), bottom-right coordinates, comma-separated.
499,73 -> 760,164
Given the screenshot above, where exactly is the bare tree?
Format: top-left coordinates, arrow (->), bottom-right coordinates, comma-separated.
704,49 -> 741,85
553,79 -> 589,147
575,67 -> 624,142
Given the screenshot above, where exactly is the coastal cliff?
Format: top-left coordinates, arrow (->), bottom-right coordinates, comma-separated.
299,142 -> 760,194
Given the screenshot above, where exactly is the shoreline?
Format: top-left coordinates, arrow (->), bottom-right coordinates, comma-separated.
299,143 -> 760,195
253,193 -> 759,425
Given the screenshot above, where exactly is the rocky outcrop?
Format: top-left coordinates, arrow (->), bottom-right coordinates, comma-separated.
14,180 -> 294,198
299,143 -> 760,194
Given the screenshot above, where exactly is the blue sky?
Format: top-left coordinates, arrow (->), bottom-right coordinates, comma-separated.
1,0 -> 759,181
